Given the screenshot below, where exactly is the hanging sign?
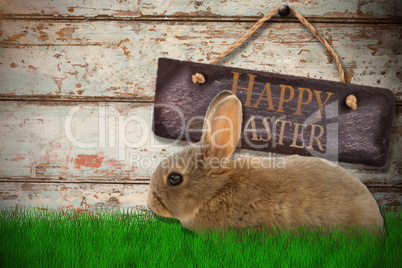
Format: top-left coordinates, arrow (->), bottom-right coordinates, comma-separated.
152,6 -> 395,166
153,58 -> 394,166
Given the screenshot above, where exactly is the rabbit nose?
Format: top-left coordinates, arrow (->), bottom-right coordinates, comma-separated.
147,190 -> 154,203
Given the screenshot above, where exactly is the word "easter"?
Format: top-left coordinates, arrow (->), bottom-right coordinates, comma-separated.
231,72 -> 335,151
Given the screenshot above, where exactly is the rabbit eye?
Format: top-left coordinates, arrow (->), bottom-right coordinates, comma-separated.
168,173 -> 183,186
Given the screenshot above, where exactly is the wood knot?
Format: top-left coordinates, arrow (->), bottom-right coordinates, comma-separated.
192,73 -> 205,84
346,94 -> 357,110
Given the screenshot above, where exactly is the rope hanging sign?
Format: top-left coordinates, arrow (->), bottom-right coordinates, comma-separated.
152,6 -> 395,166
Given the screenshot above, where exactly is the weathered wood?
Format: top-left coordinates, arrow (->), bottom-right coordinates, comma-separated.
0,101 -> 400,181
2,16 -> 401,25
0,182 -> 149,209
1,0 -> 401,18
0,180 -> 400,210
0,0 -> 401,211
1,21 -> 401,101
0,101 -> 183,180
1,95 -> 401,107
0,95 -> 154,103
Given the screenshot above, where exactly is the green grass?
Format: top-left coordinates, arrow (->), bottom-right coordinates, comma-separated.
1,208 -> 401,267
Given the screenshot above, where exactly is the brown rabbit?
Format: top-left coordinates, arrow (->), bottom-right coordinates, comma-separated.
148,90 -> 383,233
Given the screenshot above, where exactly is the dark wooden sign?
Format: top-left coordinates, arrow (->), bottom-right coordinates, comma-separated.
153,58 -> 395,166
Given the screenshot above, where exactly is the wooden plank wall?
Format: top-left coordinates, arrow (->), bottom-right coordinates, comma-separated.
0,0 -> 401,211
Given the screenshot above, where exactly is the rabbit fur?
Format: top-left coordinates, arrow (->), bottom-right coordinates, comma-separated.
148,90 -> 383,233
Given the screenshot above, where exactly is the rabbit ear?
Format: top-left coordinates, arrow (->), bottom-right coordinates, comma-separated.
201,92 -> 242,159
201,90 -> 235,130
